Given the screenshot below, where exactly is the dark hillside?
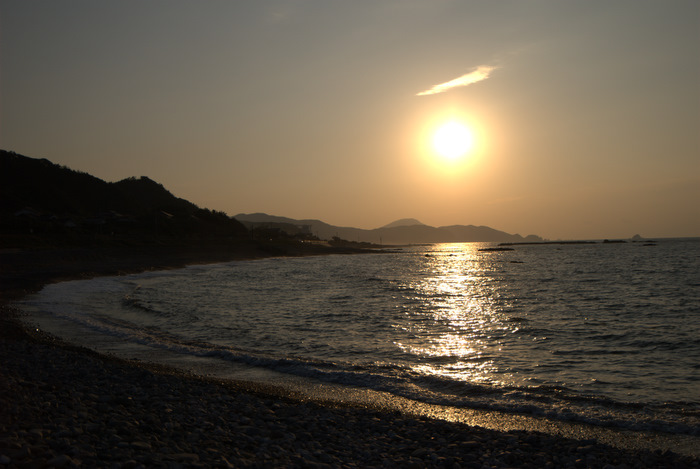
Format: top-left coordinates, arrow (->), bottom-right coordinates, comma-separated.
1,151 -> 112,216
111,176 -> 200,216
0,150 -> 247,242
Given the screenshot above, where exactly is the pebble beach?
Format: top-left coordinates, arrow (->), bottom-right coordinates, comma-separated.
2,245 -> 699,468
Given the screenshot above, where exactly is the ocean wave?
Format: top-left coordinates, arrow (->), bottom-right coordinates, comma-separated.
18,240 -> 700,438
39,305 -> 700,435
121,296 -> 159,314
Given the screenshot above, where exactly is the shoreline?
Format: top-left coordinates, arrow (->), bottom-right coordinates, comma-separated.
2,244 -> 699,467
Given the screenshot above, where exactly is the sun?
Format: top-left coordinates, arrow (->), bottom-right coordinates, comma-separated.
433,121 -> 474,160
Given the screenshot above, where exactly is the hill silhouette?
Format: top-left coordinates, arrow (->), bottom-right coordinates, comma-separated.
381,218 -> 425,229
235,213 -> 543,245
2,150 -> 543,247
0,150 -> 247,241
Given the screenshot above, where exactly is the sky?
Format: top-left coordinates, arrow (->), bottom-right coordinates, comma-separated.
1,1 -> 698,240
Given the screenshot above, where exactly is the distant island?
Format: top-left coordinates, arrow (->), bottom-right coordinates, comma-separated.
1,150 -> 542,246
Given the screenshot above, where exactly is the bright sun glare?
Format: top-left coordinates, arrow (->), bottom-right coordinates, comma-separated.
433,121 -> 474,160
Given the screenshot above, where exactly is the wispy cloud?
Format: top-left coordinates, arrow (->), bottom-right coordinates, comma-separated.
417,65 -> 497,96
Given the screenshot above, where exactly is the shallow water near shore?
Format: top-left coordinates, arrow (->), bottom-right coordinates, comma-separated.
18,239 -> 700,449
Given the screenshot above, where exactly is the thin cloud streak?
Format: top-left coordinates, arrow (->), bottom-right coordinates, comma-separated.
417,65 -> 497,96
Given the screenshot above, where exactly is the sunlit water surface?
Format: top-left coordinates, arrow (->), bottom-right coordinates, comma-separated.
20,239 -> 700,436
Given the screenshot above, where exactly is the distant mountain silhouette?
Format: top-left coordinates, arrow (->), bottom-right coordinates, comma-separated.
381,218 -> 425,229
235,213 -> 543,245
0,150 -> 247,239
1,150 -> 542,245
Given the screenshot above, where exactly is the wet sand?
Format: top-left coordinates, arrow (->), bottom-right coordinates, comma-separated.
2,243 -> 698,468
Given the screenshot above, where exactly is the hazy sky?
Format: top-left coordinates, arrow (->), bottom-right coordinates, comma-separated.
2,1 -> 698,240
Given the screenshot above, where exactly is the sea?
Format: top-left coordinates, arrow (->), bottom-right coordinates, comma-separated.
17,239 -> 700,443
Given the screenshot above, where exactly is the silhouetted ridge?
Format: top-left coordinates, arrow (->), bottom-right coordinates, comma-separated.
381,218 -> 425,229
235,213 -> 543,244
0,150 -> 247,239
1,149 -> 543,245
1,152 -> 113,217
112,176 -> 199,216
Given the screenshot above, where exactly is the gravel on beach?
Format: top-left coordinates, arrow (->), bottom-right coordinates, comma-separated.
2,308 -> 699,469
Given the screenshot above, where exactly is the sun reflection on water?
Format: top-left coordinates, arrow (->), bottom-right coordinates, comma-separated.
393,243 -> 517,386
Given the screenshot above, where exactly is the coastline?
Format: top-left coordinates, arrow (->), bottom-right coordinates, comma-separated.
2,244 -> 699,468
